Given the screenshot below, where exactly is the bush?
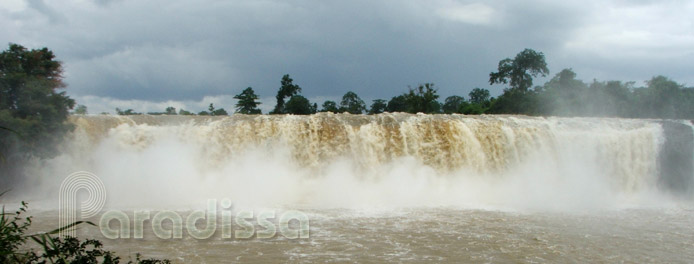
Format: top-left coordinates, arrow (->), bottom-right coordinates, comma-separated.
1,198 -> 169,264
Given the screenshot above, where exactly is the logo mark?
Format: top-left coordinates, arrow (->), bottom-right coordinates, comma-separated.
59,171 -> 106,237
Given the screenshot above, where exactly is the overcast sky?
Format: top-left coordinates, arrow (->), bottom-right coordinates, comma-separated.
1,0 -> 693,114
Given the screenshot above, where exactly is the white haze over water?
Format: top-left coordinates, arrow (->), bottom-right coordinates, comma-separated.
15,114 -> 692,213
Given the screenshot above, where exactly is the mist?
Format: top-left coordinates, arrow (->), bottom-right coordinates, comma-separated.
528,70 -> 694,119
10,113 -> 691,212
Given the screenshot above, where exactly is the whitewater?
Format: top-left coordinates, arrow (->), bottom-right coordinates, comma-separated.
10,113 -> 694,262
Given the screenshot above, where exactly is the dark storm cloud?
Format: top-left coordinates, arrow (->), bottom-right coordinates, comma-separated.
1,0 -> 693,112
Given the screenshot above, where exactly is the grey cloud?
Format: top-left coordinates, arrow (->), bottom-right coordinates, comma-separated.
1,0 -> 693,109
26,0 -> 64,23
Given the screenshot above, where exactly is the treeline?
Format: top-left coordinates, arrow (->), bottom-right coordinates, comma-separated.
109,48 -> 694,119
4,43 -> 694,162
491,71 -> 694,118
112,103 -> 228,116
484,49 -> 694,119
108,76 -> 495,116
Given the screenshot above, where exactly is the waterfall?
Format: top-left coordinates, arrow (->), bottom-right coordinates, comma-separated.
20,113 -> 689,210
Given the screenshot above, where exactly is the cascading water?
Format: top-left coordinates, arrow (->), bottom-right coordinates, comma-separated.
20,113 -> 684,211
13,113 -> 694,263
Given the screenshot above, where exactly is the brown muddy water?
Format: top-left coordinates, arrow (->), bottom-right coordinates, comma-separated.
7,114 -> 694,262
25,208 -> 694,263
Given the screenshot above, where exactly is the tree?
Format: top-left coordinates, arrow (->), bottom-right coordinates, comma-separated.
369,99 -> 387,114
442,96 -> 465,114
487,88 -> 539,115
74,105 -> 88,115
284,95 -> 313,115
178,109 -> 194,115
386,95 -> 408,112
206,103 -> 228,116
404,83 -> 440,113
234,87 -> 262,114
116,108 -> 140,115
321,100 -> 339,113
642,75 -> 682,118
165,106 -> 177,115
0,43 -> 75,158
489,48 -> 549,92
468,88 -> 491,105
582,79 -> 632,117
460,103 -> 484,115
271,74 -> 302,114
339,91 -> 366,114
212,108 -> 228,116
539,69 -> 588,116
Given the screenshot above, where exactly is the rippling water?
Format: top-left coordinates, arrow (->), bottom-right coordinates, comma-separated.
23,208 -> 694,263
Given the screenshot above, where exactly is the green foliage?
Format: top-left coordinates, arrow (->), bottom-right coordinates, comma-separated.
537,68 -> 590,116
489,48 -> 549,92
368,99 -> 387,115
320,100 -> 339,113
339,91 -> 366,114
0,43 -> 75,158
582,80 -> 633,117
468,88 -> 491,105
164,107 -> 176,115
1,199 -> 169,264
486,65 -> 694,118
115,108 -> 140,115
386,95 -> 408,112
1,201 -> 32,262
442,96 -> 465,114
212,108 -> 228,116
178,109 -> 194,115
491,69 -> 694,118
384,84 -> 441,114
8,42 -> 694,150
271,74 -> 302,114
404,83 -> 440,114
207,103 -> 228,116
233,87 -> 262,114
460,103 -> 485,115
143,107 -> 177,116
74,105 -> 88,115
284,95 -> 314,115
641,76 -> 683,118
484,52 -> 694,118
32,236 -> 121,263
488,88 -> 539,115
